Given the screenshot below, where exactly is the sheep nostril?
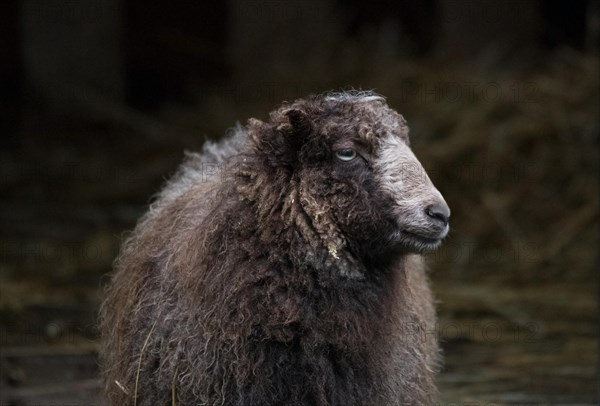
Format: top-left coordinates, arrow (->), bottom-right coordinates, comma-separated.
425,203 -> 450,226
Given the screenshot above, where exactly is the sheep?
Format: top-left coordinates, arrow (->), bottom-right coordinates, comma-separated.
99,91 -> 450,405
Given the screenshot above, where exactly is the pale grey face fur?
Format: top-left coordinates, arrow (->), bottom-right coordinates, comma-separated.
374,132 -> 450,252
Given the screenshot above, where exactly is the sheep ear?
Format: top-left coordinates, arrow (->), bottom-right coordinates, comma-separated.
246,111 -> 310,164
280,109 -> 313,154
247,117 -> 294,163
284,109 -> 312,136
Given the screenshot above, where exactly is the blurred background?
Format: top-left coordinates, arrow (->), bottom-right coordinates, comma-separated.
0,0 -> 598,404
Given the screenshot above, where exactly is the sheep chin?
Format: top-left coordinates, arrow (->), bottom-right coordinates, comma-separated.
388,229 -> 445,253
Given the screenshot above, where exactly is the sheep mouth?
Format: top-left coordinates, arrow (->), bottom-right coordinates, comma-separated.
389,229 -> 446,253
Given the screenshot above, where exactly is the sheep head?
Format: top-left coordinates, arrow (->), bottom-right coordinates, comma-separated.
241,91 -> 449,268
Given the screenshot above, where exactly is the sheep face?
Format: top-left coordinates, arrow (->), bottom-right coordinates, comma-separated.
374,131 -> 450,253
245,92 -> 449,263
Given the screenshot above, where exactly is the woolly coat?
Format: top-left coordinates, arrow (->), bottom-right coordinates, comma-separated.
100,93 -> 441,405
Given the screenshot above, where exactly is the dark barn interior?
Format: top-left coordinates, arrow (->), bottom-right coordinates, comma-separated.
0,0 -> 598,404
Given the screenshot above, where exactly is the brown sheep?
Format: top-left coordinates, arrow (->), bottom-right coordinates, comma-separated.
99,91 -> 450,405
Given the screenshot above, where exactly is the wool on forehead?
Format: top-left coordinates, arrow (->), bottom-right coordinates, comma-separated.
323,90 -> 386,103
277,91 -> 410,146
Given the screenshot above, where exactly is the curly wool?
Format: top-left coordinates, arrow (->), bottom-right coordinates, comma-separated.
99,91 -> 441,405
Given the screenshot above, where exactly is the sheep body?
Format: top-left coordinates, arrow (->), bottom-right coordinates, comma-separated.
100,92 -> 447,405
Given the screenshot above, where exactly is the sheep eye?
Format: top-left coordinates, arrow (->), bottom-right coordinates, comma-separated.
335,149 -> 357,162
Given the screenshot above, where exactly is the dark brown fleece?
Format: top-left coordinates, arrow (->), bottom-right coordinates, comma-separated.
99,92 -> 442,405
